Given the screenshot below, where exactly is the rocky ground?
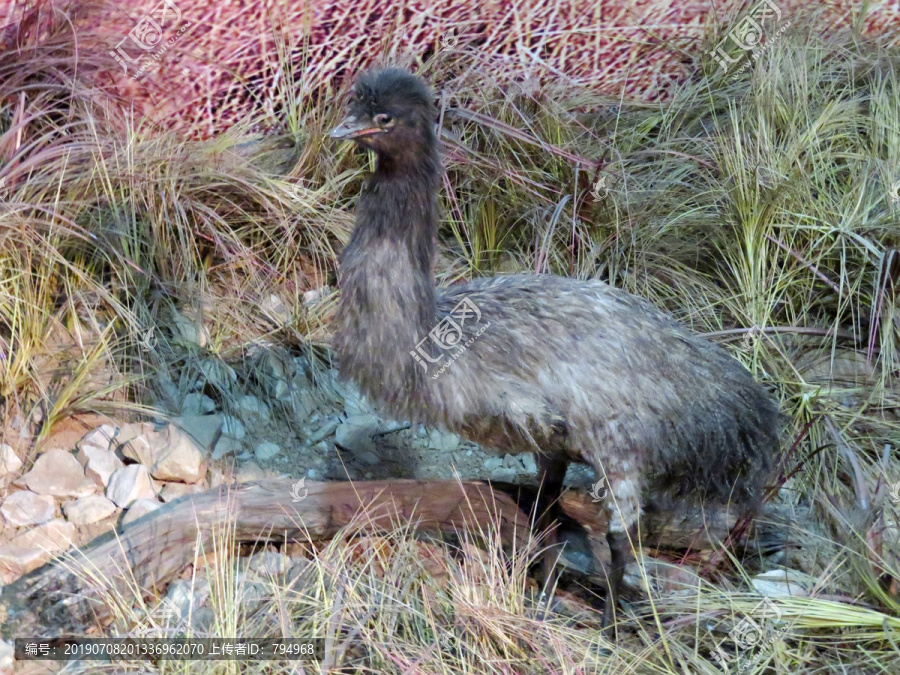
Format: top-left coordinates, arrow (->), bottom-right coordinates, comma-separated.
0,333 -> 599,586
0,333 -> 608,671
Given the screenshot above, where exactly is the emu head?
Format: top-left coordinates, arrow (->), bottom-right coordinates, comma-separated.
330,68 -> 437,167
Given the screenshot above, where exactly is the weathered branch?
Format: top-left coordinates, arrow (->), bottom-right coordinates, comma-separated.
0,479 -> 763,637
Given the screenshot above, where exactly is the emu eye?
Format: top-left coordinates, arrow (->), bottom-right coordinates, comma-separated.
373,113 -> 393,127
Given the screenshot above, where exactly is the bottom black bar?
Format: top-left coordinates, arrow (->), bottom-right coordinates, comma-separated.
15,638 -> 323,661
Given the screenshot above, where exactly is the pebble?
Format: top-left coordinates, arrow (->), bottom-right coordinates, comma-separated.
0,490 -> 55,526
107,464 -> 156,507
64,494 -> 118,525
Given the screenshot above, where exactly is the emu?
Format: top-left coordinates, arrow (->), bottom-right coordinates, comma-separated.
330,67 -> 781,625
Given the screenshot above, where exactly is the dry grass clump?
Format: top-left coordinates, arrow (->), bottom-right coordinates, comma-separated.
0,2 -> 899,672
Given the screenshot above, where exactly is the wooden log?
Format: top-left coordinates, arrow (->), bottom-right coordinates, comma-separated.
0,479 -> 532,638
0,478 -> 765,637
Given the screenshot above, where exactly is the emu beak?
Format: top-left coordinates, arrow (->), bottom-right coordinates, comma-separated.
329,116 -> 383,140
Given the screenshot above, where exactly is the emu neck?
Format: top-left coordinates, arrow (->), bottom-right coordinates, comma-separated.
336,150 -> 441,403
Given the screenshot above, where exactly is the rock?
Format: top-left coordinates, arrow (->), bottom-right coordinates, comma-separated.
260,294 -> 291,325
77,444 -> 125,487
78,424 -> 119,453
343,391 -> 373,417
175,414 -> 224,452
308,418 -> 340,444
0,444 -> 23,477
334,414 -> 381,454
221,415 -> 246,440
428,429 -> 461,453
289,388 -> 321,416
207,466 -> 227,489
750,569 -> 813,597
181,393 -> 216,416
107,465 -> 156,507
0,490 -> 55,526
159,482 -> 206,502
122,497 -> 162,525
253,347 -> 292,398
212,436 -> 243,459
302,287 -> 328,307
120,423 -> 207,483
236,395 -> 270,423
166,578 -> 210,617
21,449 -> 88,497
0,519 -> 75,583
483,456 -> 504,472
355,451 -> 380,466
198,358 -> 237,389
490,468 -> 518,482
254,441 -> 280,462
521,454 -> 538,474
64,494 -> 118,524
172,311 -> 210,348
247,551 -> 291,576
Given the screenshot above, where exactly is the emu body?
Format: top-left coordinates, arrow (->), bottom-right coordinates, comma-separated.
332,68 -> 781,623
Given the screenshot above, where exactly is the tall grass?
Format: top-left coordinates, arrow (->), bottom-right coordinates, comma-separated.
0,2 -> 899,672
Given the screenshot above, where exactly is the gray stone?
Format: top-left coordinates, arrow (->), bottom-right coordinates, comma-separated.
221,415 -> 246,440
181,393 -> 216,416
247,551 -> 290,576
172,311 -> 210,348
121,424 -> 207,483
175,414 -> 224,452
429,429 -> 461,453
483,456 -> 504,472
166,578 -> 210,618
334,414 -> 381,454
211,436 -> 242,460
521,454 -> 538,474
77,444 -> 125,487
236,395 -> 270,423
253,347 -> 292,398
21,449 -> 87,497
355,451 -> 380,466
122,497 -> 162,525
0,490 -> 55,526
107,465 -> 156,507
490,468 -> 518,482
64,494 -> 118,525
253,441 -> 280,462
198,357 -> 237,389
308,418 -> 340,444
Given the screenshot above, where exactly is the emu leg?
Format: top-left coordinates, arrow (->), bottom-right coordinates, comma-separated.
602,524 -> 636,629
533,454 -> 568,591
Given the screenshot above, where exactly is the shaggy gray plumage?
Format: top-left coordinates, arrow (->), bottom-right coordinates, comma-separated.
332,68 -> 782,617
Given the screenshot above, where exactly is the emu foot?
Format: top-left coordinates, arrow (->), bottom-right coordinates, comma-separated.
601,527 -> 635,631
